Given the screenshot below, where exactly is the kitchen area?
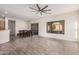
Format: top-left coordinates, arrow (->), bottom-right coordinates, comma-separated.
0,18 -> 10,44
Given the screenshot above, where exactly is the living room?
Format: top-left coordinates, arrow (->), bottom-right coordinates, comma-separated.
0,4 -> 79,55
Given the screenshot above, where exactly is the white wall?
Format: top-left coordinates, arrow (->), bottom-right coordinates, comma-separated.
77,11 -> 79,41
16,20 -> 28,34
29,11 -> 78,41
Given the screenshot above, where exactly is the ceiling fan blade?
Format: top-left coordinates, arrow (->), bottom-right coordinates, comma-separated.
29,7 -> 37,11
43,11 -> 51,14
35,11 -> 39,14
36,4 -> 40,10
43,9 -> 51,11
31,11 -> 36,12
31,11 -> 39,14
41,5 -> 48,10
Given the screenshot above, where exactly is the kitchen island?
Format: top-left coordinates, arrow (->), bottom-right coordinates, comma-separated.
0,30 -> 10,44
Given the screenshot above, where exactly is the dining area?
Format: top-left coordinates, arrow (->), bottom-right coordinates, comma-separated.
17,30 -> 33,37
17,23 -> 38,38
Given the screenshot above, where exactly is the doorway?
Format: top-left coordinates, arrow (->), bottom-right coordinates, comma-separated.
31,23 -> 38,35
8,20 -> 15,40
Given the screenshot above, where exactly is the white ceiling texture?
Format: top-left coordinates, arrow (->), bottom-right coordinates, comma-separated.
0,4 -> 79,20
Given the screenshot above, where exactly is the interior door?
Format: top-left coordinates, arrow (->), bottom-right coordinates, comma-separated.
31,23 -> 38,35
8,20 -> 15,36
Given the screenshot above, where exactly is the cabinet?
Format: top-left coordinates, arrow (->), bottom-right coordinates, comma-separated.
0,20 -> 5,30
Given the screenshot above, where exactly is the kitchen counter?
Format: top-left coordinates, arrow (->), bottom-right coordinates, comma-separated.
0,30 -> 10,44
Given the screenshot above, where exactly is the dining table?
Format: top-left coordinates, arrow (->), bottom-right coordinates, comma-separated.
17,30 -> 32,37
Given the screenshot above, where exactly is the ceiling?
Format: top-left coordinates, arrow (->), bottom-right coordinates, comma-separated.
0,4 -> 79,20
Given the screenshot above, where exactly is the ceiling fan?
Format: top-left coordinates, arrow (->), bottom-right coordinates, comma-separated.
29,4 -> 51,15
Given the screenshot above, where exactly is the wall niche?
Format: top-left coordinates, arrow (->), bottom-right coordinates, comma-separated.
47,20 -> 65,34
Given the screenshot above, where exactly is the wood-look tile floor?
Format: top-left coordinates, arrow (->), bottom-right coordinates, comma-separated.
0,36 -> 79,55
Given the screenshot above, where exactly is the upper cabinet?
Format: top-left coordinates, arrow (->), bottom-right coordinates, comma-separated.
0,18 -> 5,30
